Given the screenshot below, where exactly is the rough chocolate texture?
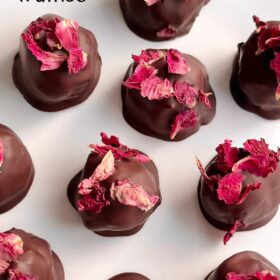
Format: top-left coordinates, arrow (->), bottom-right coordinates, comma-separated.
119,0 -> 210,41
198,156 -> 280,232
13,14 -> 101,112
121,50 -> 216,141
68,152 -> 161,237
1,228 -> 64,280
206,251 -> 280,280
230,21 -> 280,119
109,273 -> 149,280
0,124 -> 34,214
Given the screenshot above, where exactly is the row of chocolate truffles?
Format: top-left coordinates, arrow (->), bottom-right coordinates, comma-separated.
1,124 -> 280,244
12,15 -> 280,134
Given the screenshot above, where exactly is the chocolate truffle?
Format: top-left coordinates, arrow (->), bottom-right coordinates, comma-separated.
121,49 -> 216,141
119,0 -> 210,41
231,17 -> 280,119
197,138 -> 280,244
0,228 -> 64,280
0,124 -> 34,214
13,14 -> 101,112
109,273 -> 149,280
68,133 -> 161,237
206,251 -> 280,280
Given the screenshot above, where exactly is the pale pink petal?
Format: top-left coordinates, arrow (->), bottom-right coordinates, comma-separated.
166,49 -> 189,74
170,110 -> 198,140
0,139 -> 3,169
67,48 -> 88,74
199,91 -> 213,109
132,50 -> 165,65
0,260 -> 9,274
223,220 -> 245,245
0,233 -> 24,262
144,0 -> 160,6
156,26 -> 177,38
140,76 -> 174,100
174,81 -> 198,107
110,179 -> 159,212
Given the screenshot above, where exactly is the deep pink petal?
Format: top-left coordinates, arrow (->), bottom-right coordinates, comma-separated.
223,220 -> 245,245
167,49 -> 189,74
156,26 -> 177,38
174,81 -> 198,107
132,50 -> 165,65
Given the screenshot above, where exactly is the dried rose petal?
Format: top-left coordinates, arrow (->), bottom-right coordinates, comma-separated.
0,260 -> 9,274
196,157 -> 211,181
223,220 -> 245,245
236,182 -> 262,205
110,179 -> 159,212
156,26 -> 177,38
174,81 -> 198,108
123,64 -> 157,90
170,110 -> 198,140
255,271 -> 279,280
253,15 -> 267,33
9,269 -> 37,280
199,91 -> 212,109
244,138 -> 270,156
144,0 -> 160,6
67,48 -> 88,74
216,140 -> 239,173
77,192 -> 110,213
217,172 -> 243,205
46,32 -> 61,50
140,76 -> 174,100
22,32 -> 67,71
270,53 -> 280,100
0,139 -> 3,169
226,271 -> 278,280
0,233 -> 24,260
166,49 -> 189,74
132,50 -> 165,65
100,132 -> 121,147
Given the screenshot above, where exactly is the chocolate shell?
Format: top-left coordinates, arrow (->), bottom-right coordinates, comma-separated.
230,21 -> 280,119
68,137 -> 161,237
1,228 -> 64,280
119,0 -> 210,41
109,273 -> 149,280
0,124 -> 34,214
122,50 -> 216,141
206,251 -> 280,280
198,155 -> 280,232
13,14 -> 101,112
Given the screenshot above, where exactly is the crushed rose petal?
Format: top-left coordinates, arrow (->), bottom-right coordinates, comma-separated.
223,220 -> 245,245
140,76 -> 174,100
227,271 -> 278,280
0,139 -> 3,169
110,179 -> 159,212
22,17 -> 87,74
156,26 -> 177,38
9,269 -> 37,280
167,49 -> 189,74
170,110 -> 198,140
174,81 -> 198,108
199,91 -> 212,109
132,50 -> 164,65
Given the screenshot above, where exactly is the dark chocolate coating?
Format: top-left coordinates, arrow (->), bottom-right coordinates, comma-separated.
0,124 -> 34,214
0,228 -> 64,280
109,273 -> 149,280
230,21 -> 280,119
206,251 -> 280,280
13,14 -> 101,112
119,0 -> 210,41
122,51 -> 216,141
68,152 -> 161,236
198,156 -> 280,232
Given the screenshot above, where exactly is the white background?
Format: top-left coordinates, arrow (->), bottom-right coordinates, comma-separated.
0,0 -> 280,279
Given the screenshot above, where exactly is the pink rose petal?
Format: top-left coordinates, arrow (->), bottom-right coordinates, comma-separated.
100,132 -> 121,147
144,0 -> 160,6
0,139 -> 3,169
132,50 -> 165,65
9,269 -> 37,280
156,26 -> 177,38
0,260 -> 10,274
123,64 -> 157,90
217,172 -> 243,205
236,182 -> 262,205
227,271 -> 278,280
67,48 -> 88,74
223,220 -> 245,245
199,90 -> 213,109
140,76 -> 174,100
110,179 -> 159,212
167,49 -> 189,74
0,233 -> 24,260
174,81 -> 198,108
255,271 -> 279,280
170,110 -> 199,140
270,52 -> 280,100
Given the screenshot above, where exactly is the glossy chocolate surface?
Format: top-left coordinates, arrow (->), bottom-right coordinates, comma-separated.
0,124 -> 34,214
1,228 -> 64,280
122,51 -> 216,141
119,0 -> 210,41
206,251 -> 280,280
109,273 -> 149,280
68,152 -> 161,236
231,21 -> 280,119
13,14 -> 101,112
198,156 -> 280,231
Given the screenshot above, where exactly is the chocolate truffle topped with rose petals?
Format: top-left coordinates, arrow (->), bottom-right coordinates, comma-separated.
68,133 -> 161,237
119,0 -> 210,41
13,14 -> 101,112
197,138 -> 280,244
0,124 -> 34,214
121,49 -> 216,141
109,273 -> 149,280
0,228 -> 64,280
206,251 -> 280,280
231,17 -> 280,119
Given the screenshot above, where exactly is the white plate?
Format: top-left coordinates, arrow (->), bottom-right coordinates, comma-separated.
0,0 -> 280,279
